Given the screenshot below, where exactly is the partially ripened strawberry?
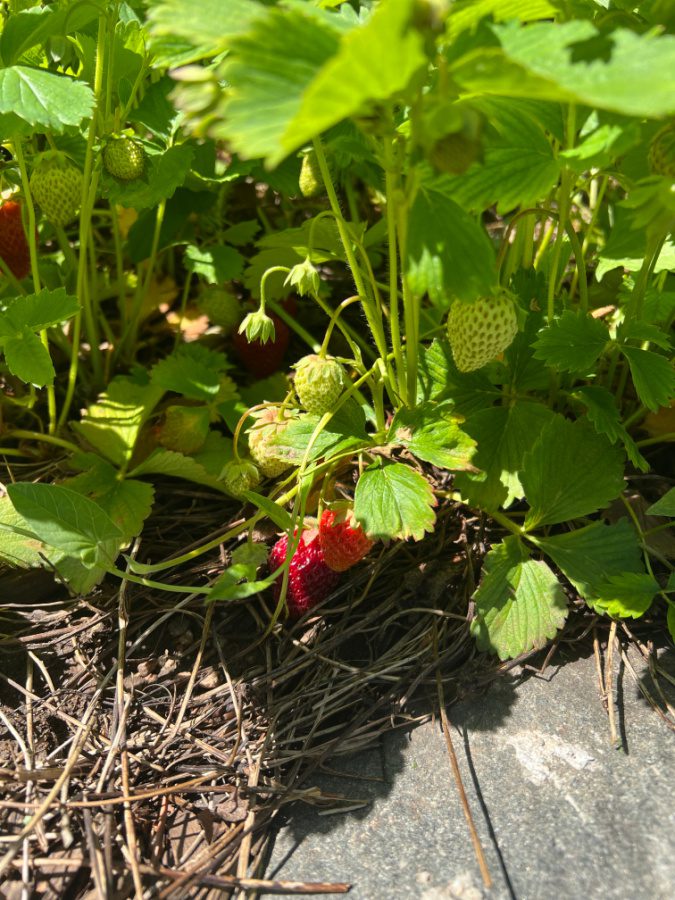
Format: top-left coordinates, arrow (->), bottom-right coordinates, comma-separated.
268,528 -> 341,618
648,122 -> 675,179
0,199 -> 31,279
247,407 -> 292,478
233,312 -> 290,378
102,136 -> 146,182
293,354 -> 345,415
318,508 -> 374,572
158,405 -> 210,454
446,292 -> 518,372
30,152 -> 82,227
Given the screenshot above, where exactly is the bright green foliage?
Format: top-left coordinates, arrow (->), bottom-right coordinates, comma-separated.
0,66 -> 94,132
72,377 -> 165,468
389,401 -> 477,472
102,136 -> 146,181
533,311 -> 610,373
534,520 -> 645,614
470,537 -> 568,661
455,401 -> 555,512
522,417 -> 625,529
294,354 -> 345,415
5,483 -> 122,568
30,152 -> 83,226
406,191 -> 497,303
446,292 -> 518,372
354,460 -> 437,542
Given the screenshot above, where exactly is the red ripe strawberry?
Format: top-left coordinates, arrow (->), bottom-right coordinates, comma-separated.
0,200 -> 31,279
319,508 -> 374,572
268,528 -> 340,619
233,311 -> 289,378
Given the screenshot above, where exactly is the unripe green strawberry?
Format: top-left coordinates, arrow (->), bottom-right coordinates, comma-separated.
247,408 -> 293,478
294,354 -> 345,415
220,458 -> 261,498
199,287 -> 241,334
648,122 -> 675,179
158,405 -> 210,454
299,150 -> 322,198
30,152 -> 82,227
446,293 -> 518,373
429,132 -> 482,175
102,136 -> 146,182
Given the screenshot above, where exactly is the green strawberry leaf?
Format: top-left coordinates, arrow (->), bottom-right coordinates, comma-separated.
592,573 -> 660,619
470,536 -> 568,661
406,189 -> 497,303
619,347 -> 675,412
64,458 -> 154,544
596,208 -> 675,280
150,345 -> 229,402
532,310 -> 610,373
354,459 -> 436,542
416,339 -> 501,414
0,66 -> 94,131
128,449 -> 231,495
6,483 -> 122,567
389,401 -> 477,472
647,489 -> 675,518
184,243 -> 244,282
533,519 -> 644,608
574,385 -> 648,473
72,377 -> 165,468
3,289 -> 79,333
147,0 -> 256,59
1,328 -> 54,387
429,99 -> 560,213
268,401 -> 369,465
455,401 -> 555,512
522,416 -> 625,529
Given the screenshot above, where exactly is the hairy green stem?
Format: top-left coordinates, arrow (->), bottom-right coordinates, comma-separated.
12,140 -> 57,435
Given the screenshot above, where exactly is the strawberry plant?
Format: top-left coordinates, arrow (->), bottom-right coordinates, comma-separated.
0,2 -> 673,671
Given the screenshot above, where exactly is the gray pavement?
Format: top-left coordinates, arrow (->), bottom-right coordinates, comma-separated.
267,643 -> 675,899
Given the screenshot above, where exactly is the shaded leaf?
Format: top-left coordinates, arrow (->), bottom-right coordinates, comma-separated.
470,536 -> 568,660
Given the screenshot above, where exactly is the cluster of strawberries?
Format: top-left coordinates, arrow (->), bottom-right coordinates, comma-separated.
269,507 -> 375,619
0,137 -> 146,280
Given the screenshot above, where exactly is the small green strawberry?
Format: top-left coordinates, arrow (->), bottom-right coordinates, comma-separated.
429,131 -> 483,175
446,292 -> 518,373
30,152 -> 82,227
102,136 -> 146,182
199,287 -> 241,334
247,408 -> 293,478
158,405 -> 210,454
294,354 -> 345,415
299,150 -> 322,198
220,459 -> 261,498
648,122 -> 675,179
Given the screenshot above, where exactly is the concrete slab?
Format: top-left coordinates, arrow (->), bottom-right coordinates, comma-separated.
267,643 -> 675,899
